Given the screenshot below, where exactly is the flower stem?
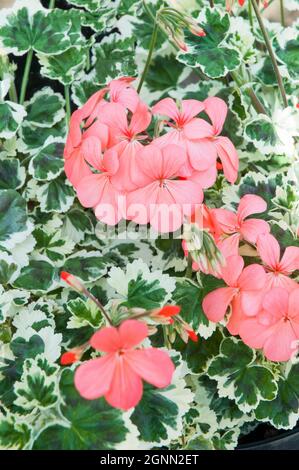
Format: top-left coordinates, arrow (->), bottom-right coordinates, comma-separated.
9,81 -> 18,103
137,21 -> 158,93
64,85 -> 71,126
230,70 -> 267,115
49,0 -> 56,8
83,289 -> 113,326
19,48 -> 33,105
185,253 -> 193,279
248,0 -> 254,29
209,0 -> 214,6
251,0 -> 288,108
279,0 -> 285,27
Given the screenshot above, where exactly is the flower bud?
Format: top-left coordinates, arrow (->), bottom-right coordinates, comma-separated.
60,271 -> 85,293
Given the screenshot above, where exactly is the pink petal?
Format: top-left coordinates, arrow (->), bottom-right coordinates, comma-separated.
152,97 -> 179,121
215,137 -> 238,183
220,254 -> 244,287
265,272 -> 298,292
105,356 -> 143,410
74,354 -> 116,400
238,264 -> 266,291
240,290 -> 265,317
83,121 -> 109,151
263,320 -> 298,362
239,317 -> 273,349
202,286 -> 237,322
240,219 -> 270,244
262,287 -> 288,320
81,136 -> 102,170
279,246 -> 299,274
227,294 -> 245,335
183,119 -> 214,140
76,173 -> 106,208
64,149 -> 92,187
80,89 -> 107,120
119,320 -> 149,349
166,180 -> 204,211
181,99 -> 205,121
237,195 -> 267,222
287,288 -> 299,320
90,326 -> 121,352
161,144 -> 188,177
257,233 -> 280,269
126,182 -> 159,225
125,348 -> 175,388
189,165 -> 217,189
186,138 -> 217,171
102,148 -> 119,175
130,101 -> 151,134
94,181 -> 124,225
217,233 -> 240,258
110,140 -> 146,191
211,208 -> 238,234
204,96 -> 228,135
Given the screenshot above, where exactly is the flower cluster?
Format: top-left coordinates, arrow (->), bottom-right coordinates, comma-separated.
64,78 -> 238,233
186,195 -> 299,362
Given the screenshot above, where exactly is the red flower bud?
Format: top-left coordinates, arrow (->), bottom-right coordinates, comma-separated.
60,352 -> 78,365
60,271 -> 85,292
158,305 -> 181,317
187,329 -> 198,342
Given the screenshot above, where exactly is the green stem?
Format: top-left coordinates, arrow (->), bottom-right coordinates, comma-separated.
230,70 -> 267,115
279,0 -> 285,27
248,0 -> 254,29
64,85 -> 71,125
251,0 -> 288,108
185,253 -> 193,279
49,0 -> 56,8
9,81 -> 18,103
137,21 -> 158,93
19,48 -> 33,105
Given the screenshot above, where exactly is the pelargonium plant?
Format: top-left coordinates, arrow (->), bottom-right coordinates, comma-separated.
0,0 -> 299,451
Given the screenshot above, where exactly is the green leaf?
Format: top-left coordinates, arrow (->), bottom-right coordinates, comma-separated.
172,278 -> 219,337
33,227 -> 74,263
92,35 -> 137,86
0,415 -> 31,449
108,259 -> 175,309
38,47 -> 87,86
0,101 -> 26,139
207,337 -> 278,412
0,252 -> 19,285
63,250 -> 108,282
14,354 -> 59,412
0,335 -> 45,407
130,354 -> 193,445
0,189 -> 32,250
62,208 -> 94,244
180,329 -> 223,374
13,260 -> 56,293
67,0 -> 108,12
145,55 -> 185,93
19,119 -> 66,153
66,297 -> 103,329
0,8 -> 84,55
255,363 -> 299,429
36,176 -> 75,213
25,88 -> 65,128
32,369 -> 129,450
29,139 -> 64,181
274,34 -> 299,81
244,115 -> 278,154
177,8 -> 241,78
0,158 -> 25,190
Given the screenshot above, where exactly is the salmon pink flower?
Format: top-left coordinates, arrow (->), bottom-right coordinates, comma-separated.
74,320 -> 175,410
152,97 -> 208,176
239,288 -> 299,362
257,233 -> 299,291
102,101 -> 151,191
211,194 -> 270,250
76,148 -> 124,225
107,77 -> 140,112
202,255 -> 266,335
126,144 -> 204,232
64,90 -> 109,187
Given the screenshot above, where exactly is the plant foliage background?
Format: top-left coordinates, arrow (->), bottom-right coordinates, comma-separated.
0,0 -> 299,450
